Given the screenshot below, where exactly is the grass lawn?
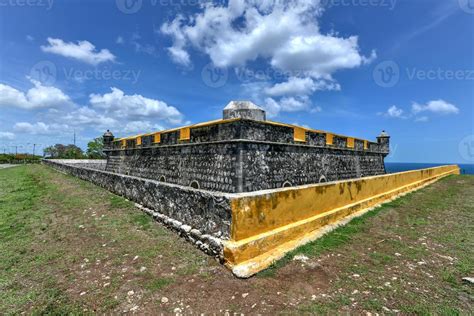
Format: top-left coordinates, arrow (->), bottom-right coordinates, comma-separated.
0,164 -> 473,314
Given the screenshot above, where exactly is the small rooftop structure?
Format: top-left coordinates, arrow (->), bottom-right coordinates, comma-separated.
223,100 -> 266,121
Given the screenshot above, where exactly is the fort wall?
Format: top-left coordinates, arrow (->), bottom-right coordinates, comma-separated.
43,159 -> 459,277
42,159 -> 233,243
104,116 -> 389,193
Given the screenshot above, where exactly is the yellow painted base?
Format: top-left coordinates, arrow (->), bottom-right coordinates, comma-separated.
223,165 -> 460,278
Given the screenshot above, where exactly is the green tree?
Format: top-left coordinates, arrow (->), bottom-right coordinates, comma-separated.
64,145 -> 84,159
86,137 -> 105,159
44,144 -> 83,159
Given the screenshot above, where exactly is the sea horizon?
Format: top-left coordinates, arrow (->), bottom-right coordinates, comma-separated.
385,162 -> 474,175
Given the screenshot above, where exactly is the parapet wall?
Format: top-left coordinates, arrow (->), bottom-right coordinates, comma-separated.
240,142 -> 385,191
106,143 -> 239,192
46,159 -> 107,170
43,159 -> 459,277
42,159 -> 233,242
224,164 -> 460,277
105,139 -> 386,193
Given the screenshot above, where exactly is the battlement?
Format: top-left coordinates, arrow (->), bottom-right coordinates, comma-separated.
106,117 -> 388,155
102,101 -> 390,193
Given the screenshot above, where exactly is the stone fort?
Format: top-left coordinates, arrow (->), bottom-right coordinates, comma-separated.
44,100 -> 459,277
103,101 -> 390,193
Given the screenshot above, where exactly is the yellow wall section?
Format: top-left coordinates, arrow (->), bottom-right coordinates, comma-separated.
136,136 -> 142,146
293,127 -> 306,142
229,165 -> 459,241
347,137 -> 355,148
179,127 -> 191,141
224,165 -> 460,277
326,133 -> 334,145
153,133 -> 161,144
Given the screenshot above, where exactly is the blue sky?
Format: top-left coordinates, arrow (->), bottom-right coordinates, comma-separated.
0,0 -> 473,163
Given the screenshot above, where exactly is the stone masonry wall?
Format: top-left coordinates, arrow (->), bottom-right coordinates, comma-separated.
42,159 -> 233,242
106,143 -> 239,192
105,119 -> 387,193
105,139 -> 387,193
241,142 -> 386,191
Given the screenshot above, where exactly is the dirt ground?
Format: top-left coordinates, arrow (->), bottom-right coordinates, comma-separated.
0,165 -> 472,314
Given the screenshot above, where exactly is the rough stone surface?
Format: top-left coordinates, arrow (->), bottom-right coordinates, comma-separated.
240,142 -> 386,191
42,159 -> 232,239
105,118 -> 388,193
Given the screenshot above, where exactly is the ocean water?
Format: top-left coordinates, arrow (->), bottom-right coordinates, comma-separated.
385,162 -> 474,175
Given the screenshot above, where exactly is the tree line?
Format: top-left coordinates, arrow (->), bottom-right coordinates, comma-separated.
43,137 -> 105,159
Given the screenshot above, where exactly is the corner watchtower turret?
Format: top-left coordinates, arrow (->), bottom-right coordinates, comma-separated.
103,130 -> 114,150
377,130 -> 390,155
223,101 -> 266,121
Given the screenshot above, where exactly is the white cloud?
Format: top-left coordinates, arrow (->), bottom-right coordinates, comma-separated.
0,79 -> 73,110
123,121 -> 164,134
0,132 -> 15,140
265,77 -> 340,97
310,106 -> 323,113
161,16 -> 191,66
41,38 -> 116,65
381,100 -> 459,122
411,100 -> 459,115
130,32 -> 156,56
415,116 -> 429,122
386,105 -> 404,118
161,0 -> 374,114
161,1 -> 373,74
13,122 -> 69,135
89,87 -> 183,124
263,96 -> 311,117
64,107 -> 117,127
116,36 -> 124,44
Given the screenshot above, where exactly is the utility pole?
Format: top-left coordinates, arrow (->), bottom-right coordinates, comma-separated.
33,143 -> 36,157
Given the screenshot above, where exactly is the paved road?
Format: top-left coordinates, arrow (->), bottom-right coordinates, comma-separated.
0,164 -> 19,169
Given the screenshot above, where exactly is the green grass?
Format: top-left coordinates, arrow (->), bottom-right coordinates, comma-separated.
292,175 -> 473,314
257,196 -> 405,277
1,166 -> 472,314
0,165 -> 208,314
145,277 -> 174,291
